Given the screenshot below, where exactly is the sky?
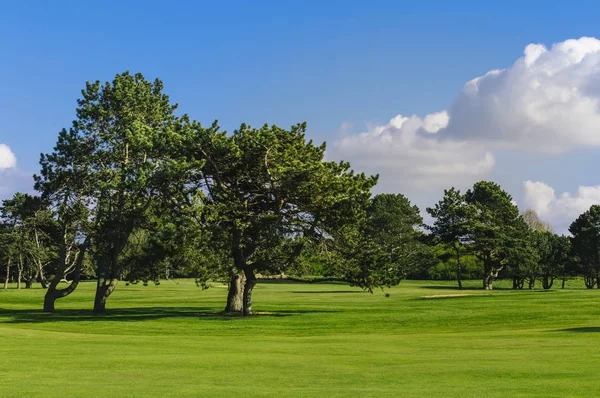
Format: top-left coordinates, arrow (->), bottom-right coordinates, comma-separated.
2,0 -> 600,233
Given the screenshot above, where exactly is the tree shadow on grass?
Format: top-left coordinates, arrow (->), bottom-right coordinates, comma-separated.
290,290 -> 367,294
418,285 -> 515,291
0,306 -> 337,325
550,327 -> 600,333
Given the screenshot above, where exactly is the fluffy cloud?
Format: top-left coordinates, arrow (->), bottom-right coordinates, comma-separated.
332,113 -> 495,193
332,37 -> 600,195
0,144 -> 17,170
443,37 -> 600,152
523,180 -> 600,233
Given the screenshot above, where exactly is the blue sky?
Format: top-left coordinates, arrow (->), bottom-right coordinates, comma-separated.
2,0 -> 600,231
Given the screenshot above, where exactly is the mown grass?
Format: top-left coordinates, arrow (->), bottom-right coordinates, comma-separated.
1,279 -> 599,397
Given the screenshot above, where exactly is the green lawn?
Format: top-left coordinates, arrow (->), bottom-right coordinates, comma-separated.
1,279 -> 599,397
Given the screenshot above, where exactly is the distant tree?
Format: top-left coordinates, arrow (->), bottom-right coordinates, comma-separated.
0,193 -> 55,289
332,193 -> 436,292
427,188 -> 470,289
464,181 -> 527,290
522,209 -> 552,233
506,226 -> 541,290
569,205 -> 600,289
537,232 -> 571,289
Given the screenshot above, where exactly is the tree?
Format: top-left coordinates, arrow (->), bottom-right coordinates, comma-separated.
522,209 -> 552,233
37,72 -> 181,313
333,193 -> 435,292
427,188 -> 469,289
0,193 -> 55,289
569,205 -> 600,289
538,232 -> 571,289
464,181 -> 526,290
181,121 -> 377,315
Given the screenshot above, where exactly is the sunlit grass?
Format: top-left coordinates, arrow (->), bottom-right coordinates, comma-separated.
1,279 -> 598,397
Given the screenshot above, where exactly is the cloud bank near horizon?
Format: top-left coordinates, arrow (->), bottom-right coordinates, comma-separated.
331,37 -> 600,228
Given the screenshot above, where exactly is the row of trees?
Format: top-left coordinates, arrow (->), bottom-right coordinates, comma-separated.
2,72 -> 600,316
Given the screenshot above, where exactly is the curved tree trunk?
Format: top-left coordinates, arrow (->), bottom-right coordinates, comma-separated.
242,268 -> 257,316
44,239 -> 89,313
93,278 -> 119,314
224,270 -> 245,313
542,274 -> 554,290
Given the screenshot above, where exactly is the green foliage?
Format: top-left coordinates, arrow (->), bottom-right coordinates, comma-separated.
332,193 -> 436,292
569,205 -> 600,288
464,181 -> 528,289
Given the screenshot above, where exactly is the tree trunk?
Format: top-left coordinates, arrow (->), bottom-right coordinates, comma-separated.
242,268 -> 257,316
37,263 -> 47,289
584,275 -> 595,289
528,277 -> 535,289
93,278 -> 119,314
542,275 -> 554,290
562,277 -> 566,289
483,266 -> 499,290
3,259 -> 10,289
224,270 -> 246,313
44,238 -> 89,313
16,256 -> 22,290
25,277 -> 34,289
455,246 -> 462,290
93,247 -> 121,314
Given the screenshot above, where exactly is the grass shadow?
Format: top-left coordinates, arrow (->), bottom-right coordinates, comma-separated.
550,327 -> 600,333
418,285 -> 514,291
290,290 -> 366,294
0,306 -> 337,325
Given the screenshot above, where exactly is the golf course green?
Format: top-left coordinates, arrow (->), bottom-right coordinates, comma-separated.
1,279 -> 598,397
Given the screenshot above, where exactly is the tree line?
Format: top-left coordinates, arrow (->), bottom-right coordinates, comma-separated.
1,72 -> 599,316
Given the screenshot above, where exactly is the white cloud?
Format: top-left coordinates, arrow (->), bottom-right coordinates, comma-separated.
331,37 -> 600,196
443,37 -> 600,152
0,144 -> 17,170
331,112 -> 495,193
523,180 -> 600,233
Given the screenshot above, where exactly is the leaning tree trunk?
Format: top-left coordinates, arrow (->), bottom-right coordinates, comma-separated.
224,270 -> 246,313
3,259 -> 10,289
44,240 -> 89,313
242,268 -> 257,316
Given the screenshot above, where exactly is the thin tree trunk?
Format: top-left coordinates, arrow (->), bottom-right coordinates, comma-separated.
17,255 -> 23,290
33,229 -> 48,288
242,268 -> 257,316
225,270 -> 245,313
3,259 -> 10,289
455,246 -> 462,290
528,277 -> 535,289
562,277 -> 566,289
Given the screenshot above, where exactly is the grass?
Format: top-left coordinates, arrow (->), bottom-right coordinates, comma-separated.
1,278 -> 600,397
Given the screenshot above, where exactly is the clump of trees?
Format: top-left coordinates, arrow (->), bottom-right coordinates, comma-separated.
1,71 -> 599,316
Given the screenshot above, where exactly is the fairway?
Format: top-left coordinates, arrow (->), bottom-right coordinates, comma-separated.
1,280 -> 599,397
